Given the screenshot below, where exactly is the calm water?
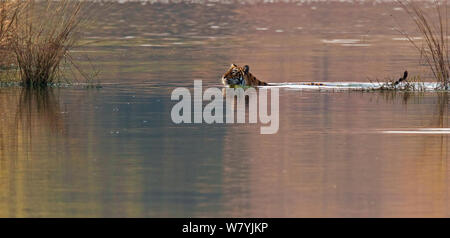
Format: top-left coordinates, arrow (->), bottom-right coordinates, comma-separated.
1,1 -> 450,217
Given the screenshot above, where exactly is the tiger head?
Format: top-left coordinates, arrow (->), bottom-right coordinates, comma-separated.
221,64 -> 268,87
221,64 -> 250,87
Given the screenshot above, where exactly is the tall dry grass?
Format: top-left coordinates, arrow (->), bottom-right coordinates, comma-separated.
8,0 -> 93,87
397,0 -> 450,90
0,1 -> 21,68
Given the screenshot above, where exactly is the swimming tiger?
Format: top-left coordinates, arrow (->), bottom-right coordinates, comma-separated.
221,64 -> 408,88
221,64 -> 327,87
221,64 -> 268,87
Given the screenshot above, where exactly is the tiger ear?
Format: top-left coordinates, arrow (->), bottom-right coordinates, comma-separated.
231,63 -> 237,67
243,65 -> 249,73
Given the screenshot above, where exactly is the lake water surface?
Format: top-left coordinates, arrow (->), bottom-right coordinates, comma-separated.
1,0 -> 449,217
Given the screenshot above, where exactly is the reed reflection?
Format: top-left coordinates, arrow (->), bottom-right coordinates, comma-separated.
0,88 -> 66,217
16,88 -> 64,132
1,88 -> 64,159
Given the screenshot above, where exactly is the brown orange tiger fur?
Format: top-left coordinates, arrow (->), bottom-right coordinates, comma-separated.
221,64 -> 268,87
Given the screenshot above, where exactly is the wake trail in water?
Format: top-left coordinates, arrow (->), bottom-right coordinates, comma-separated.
265,82 -> 441,91
382,128 -> 450,134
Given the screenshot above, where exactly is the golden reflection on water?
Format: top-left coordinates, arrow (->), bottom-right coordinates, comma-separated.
0,88 -> 450,217
221,91 -> 449,217
0,88 -> 62,157
0,88 -> 149,217
0,88 -> 63,217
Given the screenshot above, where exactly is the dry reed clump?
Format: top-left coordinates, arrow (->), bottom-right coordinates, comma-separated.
397,0 -> 450,90
0,1 -> 21,70
9,0 -> 92,87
